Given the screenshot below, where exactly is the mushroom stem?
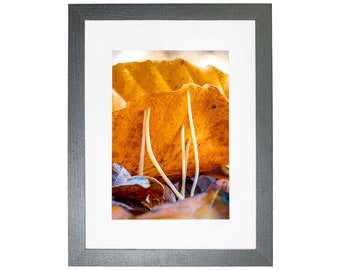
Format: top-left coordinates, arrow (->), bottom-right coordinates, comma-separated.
145,108 -> 184,200
181,137 -> 191,196
185,138 -> 191,173
187,91 -> 200,197
138,110 -> 147,176
181,125 -> 186,197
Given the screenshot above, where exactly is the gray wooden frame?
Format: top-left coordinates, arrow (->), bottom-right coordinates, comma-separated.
68,4 -> 272,266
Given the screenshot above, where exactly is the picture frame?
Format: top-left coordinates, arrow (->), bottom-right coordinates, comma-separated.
68,3 -> 272,266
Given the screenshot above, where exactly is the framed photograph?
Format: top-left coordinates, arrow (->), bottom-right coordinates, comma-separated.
68,3 -> 272,266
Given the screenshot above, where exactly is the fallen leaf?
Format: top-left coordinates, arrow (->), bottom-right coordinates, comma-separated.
174,175 -> 216,197
112,84 -> 229,178
112,163 -> 131,186
174,177 -> 201,198
196,175 -> 216,193
201,165 -> 229,179
163,185 -> 176,203
112,176 -> 165,208
216,179 -> 230,193
112,59 -> 228,110
112,196 -> 150,214
112,205 -> 133,219
135,190 -> 229,219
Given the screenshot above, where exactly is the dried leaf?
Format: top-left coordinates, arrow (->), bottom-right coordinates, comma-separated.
112,163 -> 131,186
175,175 -> 217,197
207,179 -> 229,194
112,196 -> 151,215
112,196 -> 150,214
112,59 -> 228,110
174,177 -> 201,198
135,190 -> 229,219
163,185 -> 176,203
112,205 -> 133,219
216,179 -> 230,193
112,84 -> 229,178
112,176 -> 165,208
201,165 -> 229,179
196,175 -> 216,193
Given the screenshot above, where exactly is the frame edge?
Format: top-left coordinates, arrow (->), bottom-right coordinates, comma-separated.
67,3 -> 273,266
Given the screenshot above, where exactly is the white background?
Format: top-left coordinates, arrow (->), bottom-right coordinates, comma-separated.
0,0 -> 340,269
